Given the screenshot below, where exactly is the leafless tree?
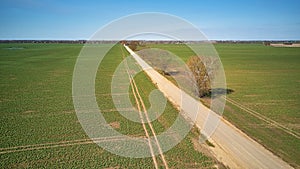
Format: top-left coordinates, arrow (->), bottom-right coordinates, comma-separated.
187,56 -> 217,97
128,41 -> 139,51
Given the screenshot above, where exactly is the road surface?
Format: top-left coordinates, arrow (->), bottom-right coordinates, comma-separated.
124,45 -> 293,169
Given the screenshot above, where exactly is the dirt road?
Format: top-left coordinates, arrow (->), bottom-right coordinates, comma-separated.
124,45 -> 293,169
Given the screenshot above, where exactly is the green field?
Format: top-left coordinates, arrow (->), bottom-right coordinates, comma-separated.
147,43 -> 300,168
1,42 -> 299,168
0,43 -> 221,168
217,44 -> 300,168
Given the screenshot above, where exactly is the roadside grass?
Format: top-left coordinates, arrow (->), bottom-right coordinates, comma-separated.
146,43 -> 300,167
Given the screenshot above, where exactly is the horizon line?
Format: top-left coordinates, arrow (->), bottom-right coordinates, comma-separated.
1,39 -> 300,42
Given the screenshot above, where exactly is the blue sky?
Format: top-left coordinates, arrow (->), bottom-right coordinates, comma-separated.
1,0 -> 299,40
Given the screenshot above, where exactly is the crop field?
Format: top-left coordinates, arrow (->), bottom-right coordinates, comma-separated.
0,43 -> 222,168
147,43 -> 300,168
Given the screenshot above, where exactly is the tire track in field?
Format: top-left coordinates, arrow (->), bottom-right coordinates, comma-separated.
130,73 -> 169,169
120,45 -> 169,169
225,96 -> 300,139
0,132 -> 178,155
128,73 -> 159,169
0,136 -> 134,154
120,45 -> 159,169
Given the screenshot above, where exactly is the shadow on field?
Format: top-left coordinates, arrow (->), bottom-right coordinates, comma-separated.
202,88 -> 234,98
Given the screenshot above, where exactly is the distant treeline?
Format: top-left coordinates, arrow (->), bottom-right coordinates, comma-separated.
0,40 -> 299,44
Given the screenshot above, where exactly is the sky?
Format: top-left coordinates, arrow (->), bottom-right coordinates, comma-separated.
1,0 -> 300,40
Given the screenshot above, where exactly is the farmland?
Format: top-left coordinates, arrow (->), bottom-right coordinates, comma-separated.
217,44 -> 300,168
1,42 -> 299,168
146,43 -> 300,168
0,43 -> 221,168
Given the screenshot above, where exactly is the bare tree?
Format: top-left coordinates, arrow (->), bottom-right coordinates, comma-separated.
187,56 -> 216,97
128,41 -> 139,51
